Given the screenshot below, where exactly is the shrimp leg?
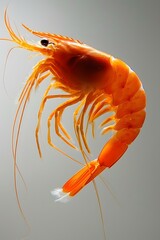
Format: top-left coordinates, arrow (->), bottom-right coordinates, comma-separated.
85,94 -> 107,137
55,109 -> 72,140
36,95 -> 83,164
75,92 -> 94,155
47,95 -> 84,153
35,82 -> 73,157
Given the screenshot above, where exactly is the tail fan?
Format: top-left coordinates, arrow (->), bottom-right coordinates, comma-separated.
51,159 -> 106,202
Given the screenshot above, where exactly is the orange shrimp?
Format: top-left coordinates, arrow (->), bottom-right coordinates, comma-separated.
2,10 -> 146,235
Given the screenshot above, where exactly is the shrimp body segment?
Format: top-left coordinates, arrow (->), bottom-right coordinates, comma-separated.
3,12 -> 146,202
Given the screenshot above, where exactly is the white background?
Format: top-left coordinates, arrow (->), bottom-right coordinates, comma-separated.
0,1 -> 160,240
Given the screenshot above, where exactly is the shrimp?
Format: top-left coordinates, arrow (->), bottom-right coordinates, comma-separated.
2,10 -> 146,237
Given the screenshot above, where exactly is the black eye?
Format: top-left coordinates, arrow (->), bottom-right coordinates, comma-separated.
41,39 -> 49,47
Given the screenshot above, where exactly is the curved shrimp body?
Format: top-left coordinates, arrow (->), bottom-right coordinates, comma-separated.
53,59 -> 146,200
3,12 -> 146,202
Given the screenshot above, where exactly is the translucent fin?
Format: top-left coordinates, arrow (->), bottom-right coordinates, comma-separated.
51,188 -> 71,203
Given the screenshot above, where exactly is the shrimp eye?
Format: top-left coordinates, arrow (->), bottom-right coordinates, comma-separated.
41,39 -> 49,47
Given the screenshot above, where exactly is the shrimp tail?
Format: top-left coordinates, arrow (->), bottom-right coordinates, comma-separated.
51,160 -> 106,202
51,136 -> 129,202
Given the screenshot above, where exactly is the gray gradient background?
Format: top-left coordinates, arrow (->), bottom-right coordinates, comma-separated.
0,0 -> 160,240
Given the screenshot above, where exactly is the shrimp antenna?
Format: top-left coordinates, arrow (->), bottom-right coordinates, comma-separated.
2,46 -> 19,98
92,180 -> 107,240
0,44 -> 28,190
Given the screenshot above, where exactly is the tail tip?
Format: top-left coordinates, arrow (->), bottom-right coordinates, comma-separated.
51,188 -> 71,203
